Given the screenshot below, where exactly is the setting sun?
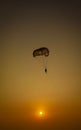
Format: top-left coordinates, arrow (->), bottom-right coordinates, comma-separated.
38,110 -> 46,118
40,111 -> 43,115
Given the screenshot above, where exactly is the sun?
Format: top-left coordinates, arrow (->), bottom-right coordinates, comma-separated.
35,108 -> 48,119
39,111 -> 45,118
40,111 -> 43,115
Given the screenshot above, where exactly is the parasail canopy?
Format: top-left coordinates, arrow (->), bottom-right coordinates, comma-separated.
33,47 -> 49,57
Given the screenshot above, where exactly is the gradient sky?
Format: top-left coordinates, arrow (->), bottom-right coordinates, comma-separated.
0,1 -> 81,129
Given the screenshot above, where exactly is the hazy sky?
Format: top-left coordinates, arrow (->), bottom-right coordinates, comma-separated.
0,1 -> 81,129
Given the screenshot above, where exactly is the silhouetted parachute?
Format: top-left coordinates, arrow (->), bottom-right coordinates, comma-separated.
33,47 -> 49,73
33,47 -> 49,57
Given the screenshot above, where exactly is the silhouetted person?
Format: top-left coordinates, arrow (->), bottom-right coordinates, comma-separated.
45,68 -> 47,73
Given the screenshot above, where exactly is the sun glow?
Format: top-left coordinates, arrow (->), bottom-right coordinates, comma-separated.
38,110 -> 45,118
34,105 -> 48,119
40,111 -> 43,115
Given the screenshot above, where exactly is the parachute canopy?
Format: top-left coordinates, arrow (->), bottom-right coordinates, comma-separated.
33,47 -> 49,57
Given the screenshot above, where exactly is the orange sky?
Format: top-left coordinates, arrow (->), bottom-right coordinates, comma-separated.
0,1 -> 81,129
